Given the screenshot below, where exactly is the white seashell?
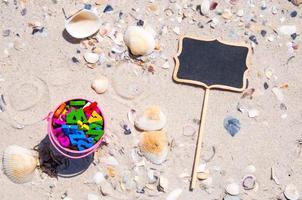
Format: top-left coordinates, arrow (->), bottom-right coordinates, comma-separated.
278,25 -> 297,36
127,109 -> 136,125
271,166 -> 280,185
166,188 -> 183,200
161,61 -> 170,69
91,76 -> 109,94
65,9 -> 101,39
147,169 -> 157,184
84,52 -> 99,64
173,27 -> 180,35
2,145 -> 38,184
158,176 -> 169,192
100,156 -> 119,166
237,9 -> 244,17
135,105 -> 167,131
284,184 -> 300,200
139,130 -> 168,164
87,193 -> 99,200
247,108 -> 259,118
245,165 -> 256,173
272,87 -> 284,102
242,175 -> 256,190
225,183 -> 240,196
200,0 -> 210,16
123,26 -> 155,56
93,172 -> 105,185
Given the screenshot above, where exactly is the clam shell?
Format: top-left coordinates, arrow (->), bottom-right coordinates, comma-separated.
225,183 -> 240,196
91,76 -> 109,94
284,184 -> 300,200
139,130 -> 168,164
135,105 -> 167,131
65,9 -> 101,39
200,0 -> 210,16
2,145 -> 38,184
123,26 -> 155,56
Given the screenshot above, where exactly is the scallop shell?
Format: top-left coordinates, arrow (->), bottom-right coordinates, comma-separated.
139,130 -> 168,164
225,183 -> 240,196
91,76 -> 109,94
123,26 -> 155,56
65,9 -> 101,39
134,105 -> 167,131
2,145 -> 38,184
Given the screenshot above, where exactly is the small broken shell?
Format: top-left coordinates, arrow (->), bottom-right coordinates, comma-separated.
242,175 -> 256,190
91,76 -> 109,94
84,52 -> 99,64
225,183 -> 240,196
139,130 -> 168,164
199,0 -> 210,16
65,9 -> 101,39
158,175 -> 168,192
292,0 -> 302,6
123,26 -> 155,56
284,184 -> 300,200
2,145 -> 38,184
134,105 -> 167,131
166,188 -> 182,200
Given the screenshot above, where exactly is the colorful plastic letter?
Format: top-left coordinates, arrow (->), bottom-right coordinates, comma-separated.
87,111 -> 103,124
77,137 -> 94,151
66,109 -> 88,124
70,100 -> 86,107
83,102 -> 97,116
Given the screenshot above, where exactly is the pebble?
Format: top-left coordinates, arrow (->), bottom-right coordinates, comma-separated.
223,116 -> 241,137
264,82 -> 269,89
84,4 -> 92,10
2,29 -> 11,37
173,27 -> 180,35
249,35 -> 258,45
93,172 -> 105,185
247,108 -> 259,118
225,183 -> 240,195
260,30 -> 267,37
236,9 -> 244,17
84,52 -> 99,64
284,184 -> 300,200
103,5 -> 113,13
291,33 -> 297,40
290,11 -> 297,18
137,19 -> 144,26
91,76 -> 109,94
271,6 -> 277,15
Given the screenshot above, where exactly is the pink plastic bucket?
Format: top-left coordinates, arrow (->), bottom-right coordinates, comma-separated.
47,98 -> 106,159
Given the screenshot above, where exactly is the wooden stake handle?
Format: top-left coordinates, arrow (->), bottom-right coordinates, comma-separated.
190,88 -> 210,190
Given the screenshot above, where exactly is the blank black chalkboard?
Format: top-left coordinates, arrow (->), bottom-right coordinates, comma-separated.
174,36 -> 251,91
173,36 -> 251,191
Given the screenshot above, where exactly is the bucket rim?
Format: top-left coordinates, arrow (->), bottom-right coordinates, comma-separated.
48,98 -> 106,154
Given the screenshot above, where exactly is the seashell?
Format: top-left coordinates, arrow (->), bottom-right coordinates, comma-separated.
158,175 -> 168,192
100,156 -> 119,166
292,0 -> 302,6
236,9 -> 244,17
135,105 -> 167,131
91,76 -> 109,94
139,130 -> 168,164
278,25 -> 297,36
247,108 -> 259,118
271,166 -> 280,185
84,52 -> 99,64
65,9 -> 101,39
272,87 -> 284,102
123,26 -> 155,56
199,0 -> 210,16
222,9 -> 233,20
2,145 -> 38,184
225,183 -> 240,196
166,188 -> 182,200
93,172 -> 105,185
245,165 -> 256,173
284,184 -> 300,200
147,169 -> 157,184
242,175 -> 256,190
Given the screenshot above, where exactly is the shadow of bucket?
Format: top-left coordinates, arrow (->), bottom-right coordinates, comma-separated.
47,98 -> 106,160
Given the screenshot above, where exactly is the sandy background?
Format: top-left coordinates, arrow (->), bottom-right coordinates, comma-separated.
0,0 -> 302,199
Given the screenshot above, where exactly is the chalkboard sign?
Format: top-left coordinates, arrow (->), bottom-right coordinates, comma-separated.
173,36 -> 252,190
174,36 -> 251,91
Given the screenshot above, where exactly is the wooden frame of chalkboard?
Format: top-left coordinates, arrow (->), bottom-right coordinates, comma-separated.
173,35 -> 252,92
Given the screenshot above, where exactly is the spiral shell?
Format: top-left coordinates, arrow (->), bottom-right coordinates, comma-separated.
2,145 -> 38,184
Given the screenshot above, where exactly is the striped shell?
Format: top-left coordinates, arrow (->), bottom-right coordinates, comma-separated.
2,145 -> 38,184
139,130 -> 168,164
